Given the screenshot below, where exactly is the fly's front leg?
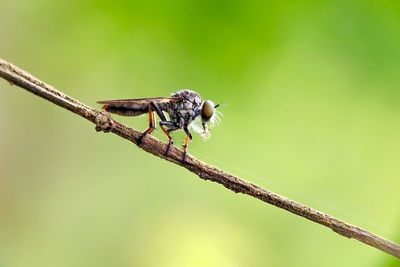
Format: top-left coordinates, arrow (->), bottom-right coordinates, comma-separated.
137,104 -> 156,146
182,126 -> 192,162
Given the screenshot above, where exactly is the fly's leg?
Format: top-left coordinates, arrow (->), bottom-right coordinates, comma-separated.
148,101 -> 179,155
138,101 -> 176,155
137,104 -> 156,146
182,126 -> 192,162
159,121 -> 177,155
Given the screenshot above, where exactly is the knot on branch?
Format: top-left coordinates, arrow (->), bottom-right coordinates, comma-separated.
331,221 -> 352,238
95,111 -> 114,132
2,57 -> 400,259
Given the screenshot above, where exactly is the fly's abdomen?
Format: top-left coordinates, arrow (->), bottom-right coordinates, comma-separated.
102,103 -> 148,116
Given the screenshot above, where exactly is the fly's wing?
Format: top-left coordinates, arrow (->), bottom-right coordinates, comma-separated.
97,97 -> 182,117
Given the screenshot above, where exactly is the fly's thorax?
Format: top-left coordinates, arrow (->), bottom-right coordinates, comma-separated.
171,89 -> 202,107
168,89 -> 203,128
167,104 -> 199,127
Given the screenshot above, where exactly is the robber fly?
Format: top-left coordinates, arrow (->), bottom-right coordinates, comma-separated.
97,89 -> 221,161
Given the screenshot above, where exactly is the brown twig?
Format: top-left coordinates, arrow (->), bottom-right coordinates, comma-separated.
1,58 -> 399,259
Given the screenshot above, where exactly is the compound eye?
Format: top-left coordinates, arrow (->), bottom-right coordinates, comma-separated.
201,100 -> 215,121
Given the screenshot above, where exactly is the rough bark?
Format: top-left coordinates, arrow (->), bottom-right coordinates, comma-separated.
1,58 -> 399,259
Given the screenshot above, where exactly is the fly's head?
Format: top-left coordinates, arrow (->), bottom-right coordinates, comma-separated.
201,99 -> 219,123
191,99 -> 222,140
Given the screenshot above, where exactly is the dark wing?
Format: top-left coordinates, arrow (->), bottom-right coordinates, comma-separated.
97,97 -> 182,117
97,97 -> 182,105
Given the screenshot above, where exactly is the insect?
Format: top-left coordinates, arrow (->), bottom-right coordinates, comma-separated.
97,89 -> 221,161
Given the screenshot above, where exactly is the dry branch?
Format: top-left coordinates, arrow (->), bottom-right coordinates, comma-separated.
1,58 -> 399,259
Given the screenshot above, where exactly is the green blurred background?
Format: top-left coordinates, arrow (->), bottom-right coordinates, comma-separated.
1,0 -> 400,266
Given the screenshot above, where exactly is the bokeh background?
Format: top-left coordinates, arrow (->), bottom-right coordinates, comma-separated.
1,0 -> 400,266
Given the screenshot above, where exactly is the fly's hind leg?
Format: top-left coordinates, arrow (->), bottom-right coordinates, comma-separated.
137,104 -> 156,146
148,101 -> 177,156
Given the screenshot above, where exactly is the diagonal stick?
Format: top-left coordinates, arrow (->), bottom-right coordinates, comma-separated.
1,58 -> 399,259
